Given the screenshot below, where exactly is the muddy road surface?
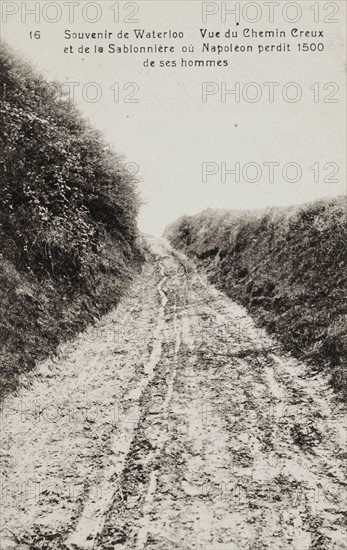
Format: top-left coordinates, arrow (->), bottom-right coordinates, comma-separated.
1,238 -> 346,550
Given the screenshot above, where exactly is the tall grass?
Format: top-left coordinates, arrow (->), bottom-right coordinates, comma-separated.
0,44 -> 144,400
165,198 -> 347,398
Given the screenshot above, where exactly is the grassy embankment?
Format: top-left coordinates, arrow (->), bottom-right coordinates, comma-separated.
0,44 -> 144,400
165,198 -> 346,398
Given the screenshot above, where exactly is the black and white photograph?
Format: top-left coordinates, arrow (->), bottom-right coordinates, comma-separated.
0,1 -> 346,548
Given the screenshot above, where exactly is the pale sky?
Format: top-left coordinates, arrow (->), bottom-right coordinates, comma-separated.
1,1 -> 346,235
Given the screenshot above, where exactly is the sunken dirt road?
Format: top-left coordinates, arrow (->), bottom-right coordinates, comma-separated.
0,237 -> 346,550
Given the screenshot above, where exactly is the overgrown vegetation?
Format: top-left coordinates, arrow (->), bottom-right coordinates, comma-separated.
165,198 -> 346,398
0,44 -> 144,400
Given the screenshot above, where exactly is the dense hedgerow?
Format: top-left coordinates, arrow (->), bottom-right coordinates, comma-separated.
0,43 -> 144,399
165,198 -> 347,398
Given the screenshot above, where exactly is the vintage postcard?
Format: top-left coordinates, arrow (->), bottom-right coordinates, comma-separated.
0,1 -> 346,549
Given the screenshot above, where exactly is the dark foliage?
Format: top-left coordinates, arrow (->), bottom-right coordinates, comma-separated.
165,198 -> 347,398
0,43 -> 144,399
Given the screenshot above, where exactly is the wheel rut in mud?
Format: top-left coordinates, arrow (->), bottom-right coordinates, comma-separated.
1,238 -> 346,550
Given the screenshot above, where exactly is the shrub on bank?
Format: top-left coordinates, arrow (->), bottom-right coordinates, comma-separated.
165,198 -> 346,398
0,44 -> 144,400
